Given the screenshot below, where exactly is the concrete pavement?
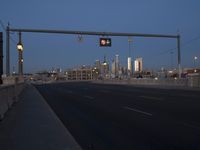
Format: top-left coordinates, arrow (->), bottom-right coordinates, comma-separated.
36,82 -> 200,150
0,84 -> 82,150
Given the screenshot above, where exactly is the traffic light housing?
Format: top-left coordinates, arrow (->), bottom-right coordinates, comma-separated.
99,38 -> 111,47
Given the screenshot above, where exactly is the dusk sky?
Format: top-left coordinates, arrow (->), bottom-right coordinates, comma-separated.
0,0 -> 200,73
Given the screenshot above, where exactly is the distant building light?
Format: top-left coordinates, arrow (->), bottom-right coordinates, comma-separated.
168,70 -> 173,73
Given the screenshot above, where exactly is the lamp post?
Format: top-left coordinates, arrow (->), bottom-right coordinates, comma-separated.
0,32 -> 3,84
128,37 -> 133,77
17,32 -> 23,76
194,56 -> 198,73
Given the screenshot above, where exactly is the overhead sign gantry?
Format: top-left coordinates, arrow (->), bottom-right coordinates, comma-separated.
6,25 -> 181,77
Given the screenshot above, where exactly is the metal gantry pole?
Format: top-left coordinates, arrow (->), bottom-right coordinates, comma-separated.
6,24 -> 10,76
9,28 -> 178,38
177,35 -> 181,78
0,32 -> 3,84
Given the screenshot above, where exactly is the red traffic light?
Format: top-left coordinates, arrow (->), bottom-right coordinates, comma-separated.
99,38 -> 112,47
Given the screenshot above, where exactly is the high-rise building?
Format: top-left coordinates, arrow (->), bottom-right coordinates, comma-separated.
127,57 -> 132,75
111,59 -> 115,75
134,57 -> 143,72
115,54 -> 120,75
95,60 -> 101,74
101,55 -> 109,78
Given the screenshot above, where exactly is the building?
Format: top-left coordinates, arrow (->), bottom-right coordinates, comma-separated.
134,57 -> 143,72
127,57 -> 132,75
95,60 -> 101,74
115,54 -> 120,76
66,67 -> 99,80
111,59 -> 116,75
111,54 -> 120,78
101,56 -> 109,78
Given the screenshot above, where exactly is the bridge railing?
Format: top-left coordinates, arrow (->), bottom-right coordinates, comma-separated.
0,78 -> 25,120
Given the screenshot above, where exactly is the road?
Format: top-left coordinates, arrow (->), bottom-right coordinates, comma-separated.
35,82 -> 200,150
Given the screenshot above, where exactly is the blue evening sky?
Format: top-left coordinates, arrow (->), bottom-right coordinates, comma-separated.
0,0 -> 200,73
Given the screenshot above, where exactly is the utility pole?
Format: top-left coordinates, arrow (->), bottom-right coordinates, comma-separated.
0,32 -> 3,84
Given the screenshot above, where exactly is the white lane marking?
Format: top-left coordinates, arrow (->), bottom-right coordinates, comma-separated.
99,90 -> 110,93
183,122 -> 200,130
84,96 -> 95,100
123,106 -> 153,116
176,94 -> 200,98
66,90 -> 73,93
139,96 -> 163,101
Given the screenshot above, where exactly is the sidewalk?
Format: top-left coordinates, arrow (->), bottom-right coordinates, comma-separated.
0,84 -> 82,150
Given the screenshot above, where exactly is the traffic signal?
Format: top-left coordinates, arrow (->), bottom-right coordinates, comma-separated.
99,38 -> 112,47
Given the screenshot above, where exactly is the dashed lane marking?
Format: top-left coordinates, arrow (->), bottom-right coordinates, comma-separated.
99,90 -> 110,93
84,96 -> 95,100
139,96 -> 163,101
123,106 -> 153,116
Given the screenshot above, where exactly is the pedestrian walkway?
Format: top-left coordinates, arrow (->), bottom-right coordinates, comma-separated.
0,84 -> 82,150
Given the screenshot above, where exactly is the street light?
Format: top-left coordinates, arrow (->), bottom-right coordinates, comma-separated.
194,56 -> 198,73
17,42 -> 23,51
17,32 -> 23,76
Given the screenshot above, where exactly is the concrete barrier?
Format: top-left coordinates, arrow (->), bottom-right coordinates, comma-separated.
93,77 -> 200,89
0,83 -> 25,120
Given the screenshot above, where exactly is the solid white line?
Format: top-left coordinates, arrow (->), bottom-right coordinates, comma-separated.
139,96 -> 163,101
123,106 -> 153,116
84,96 -> 94,100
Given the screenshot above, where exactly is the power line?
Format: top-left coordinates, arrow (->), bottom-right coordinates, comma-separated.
159,35 -> 200,56
0,20 -> 17,45
0,20 -> 6,31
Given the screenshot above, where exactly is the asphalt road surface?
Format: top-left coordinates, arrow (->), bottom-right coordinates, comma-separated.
35,82 -> 200,150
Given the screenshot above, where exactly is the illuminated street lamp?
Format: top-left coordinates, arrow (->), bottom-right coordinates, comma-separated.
194,56 -> 198,73
17,32 -> 23,76
17,42 -> 23,51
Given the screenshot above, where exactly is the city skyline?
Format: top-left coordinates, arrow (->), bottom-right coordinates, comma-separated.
0,0 -> 200,73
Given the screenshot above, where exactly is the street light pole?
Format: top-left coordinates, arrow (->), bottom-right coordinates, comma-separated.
17,32 -> 23,76
177,35 -> 181,78
128,37 -> 133,77
194,56 -> 198,72
6,24 -> 10,76
0,32 -> 3,84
